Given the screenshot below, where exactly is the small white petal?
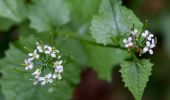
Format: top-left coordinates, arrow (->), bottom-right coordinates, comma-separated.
143,47 -> 149,52
51,53 -> 56,57
125,44 -> 129,48
142,33 -> 147,37
146,41 -> 151,46
38,77 -> 45,81
37,46 -> 43,52
134,29 -> 138,33
33,81 -> 38,85
44,45 -> 48,49
47,73 -> 52,79
123,39 -> 127,43
41,81 -> 46,85
150,44 -> 155,48
56,74 -> 62,80
34,50 -> 37,54
48,79 -> 53,83
128,37 -> 132,41
28,53 -> 33,56
145,30 -> 149,35
55,50 -> 59,53
58,56 -> 61,59
28,64 -> 33,69
35,55 -> 40,59
36,42 -> 39,45
52,74 -> 57,79
128,42 -> 133,46
149,34 -> 154,38
45,50 -> 50,54
58,61 -> 62,64
25,67 -> 29,70
149,49 -> 153,55
48,46 -> 52,51
147,37 -> 152,41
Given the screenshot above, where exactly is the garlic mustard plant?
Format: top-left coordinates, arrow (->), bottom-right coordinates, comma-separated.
23,42 -> 63,85
123,27 -> 157,56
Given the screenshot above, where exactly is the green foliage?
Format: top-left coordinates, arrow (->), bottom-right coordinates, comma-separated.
90,0 -> 143,45
0,35 -> 85,100
0,17 -> 14,31
120,59 -> 153,100
84,43 -> 129,81
0,0 -> 27,22
28,0 -> 70,32
0,0 -> 155,100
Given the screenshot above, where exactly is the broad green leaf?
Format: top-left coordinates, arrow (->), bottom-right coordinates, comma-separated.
0,17 -> 14,31
120,59 -> 153,100
0,87 -> 5,100
28,0 -> 70,32
0,35 -> 86,100
69,0 -> 100,26
84,43 -> 129,81
55,36 -> 88,84
90,0 -> 143,45
0,0 -> 27,22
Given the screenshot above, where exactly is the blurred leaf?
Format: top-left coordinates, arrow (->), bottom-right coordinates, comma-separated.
84,43 -> 129,81
160,13 -> 170,52
120,59 -> 153,100
0,17 -> 14,31
69,0 -> 100,26
0,86 -> 5,100
90,0 -> 143,45
0,35 -> 86,100
18,20 -> 36,37
55,36 -> 88,84
28,0 -> 70,32
0,0 -> 27,22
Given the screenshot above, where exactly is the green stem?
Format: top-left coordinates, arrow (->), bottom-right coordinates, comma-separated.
58,31 -> 126,51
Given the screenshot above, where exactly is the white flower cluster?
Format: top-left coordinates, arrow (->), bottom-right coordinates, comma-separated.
123,29 -> 138,48
123,29 -> 156,55
142,30 -> 156,55
24,42 -> 63,85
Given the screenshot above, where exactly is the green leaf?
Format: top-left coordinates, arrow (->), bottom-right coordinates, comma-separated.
28,0 -> 70,32
0,35 -> 86,100
69,0 -> 100,25
0,17 -> 14,31
90,0 -> 143,45
0,0 -> 27,22
120,59 -> 153,100
55,36 -> 88,84
84,43 -> 129,81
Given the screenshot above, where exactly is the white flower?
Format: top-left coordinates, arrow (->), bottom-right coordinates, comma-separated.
123,37 -> 133,48
142,30 -> 149,37
147,34 -> 154,41
52,74 -> 62,80
143,39 -> 156,55
33,77 -> 39,85
44,45 -> 58,57
32,69 -> 41,78
39,73 -> 53,85
54,61 -> 63,73
58,55 -> 61,59
24,58 -> 34,70
131,29 -> 138,35
36,42 -> 43,52
28,50 -> 40,60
